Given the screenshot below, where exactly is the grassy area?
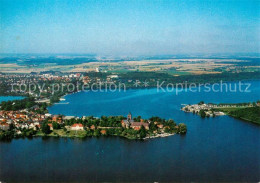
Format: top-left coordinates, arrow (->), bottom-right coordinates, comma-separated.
36,129 -> 88,138
165,70 -> 190,76
35,129 -> 140,139
106,68 -> 134,73
216,106 -> 260,125
214,107 -> 247,112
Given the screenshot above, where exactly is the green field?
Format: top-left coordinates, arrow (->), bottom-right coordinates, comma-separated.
217,107 -> 260,125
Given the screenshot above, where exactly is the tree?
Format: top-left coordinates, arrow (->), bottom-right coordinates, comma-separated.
9,123 -> 15,131
134,116 -> 141,122
41,123 -> 51,134
139,125 -> 146,139
93,129 -> 101,136
25,129 -> 35,138
149,122 -> 157,132
0,131 -> 14,141
199,110 -> 206,118
50,95 -> 60,104
178,123 -> 187,134
52,122 -> 60,129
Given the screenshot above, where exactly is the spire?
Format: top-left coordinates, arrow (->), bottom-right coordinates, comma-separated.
127,112 -> 132,120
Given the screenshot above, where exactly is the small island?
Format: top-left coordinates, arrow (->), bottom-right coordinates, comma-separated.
182,101 -> 260,125
0,98 -> 187,141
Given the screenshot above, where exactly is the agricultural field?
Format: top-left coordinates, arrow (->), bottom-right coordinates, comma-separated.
1,55 -> 259,75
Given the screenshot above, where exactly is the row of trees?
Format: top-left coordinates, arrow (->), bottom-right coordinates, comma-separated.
120,71 -> 260,86
64,116 -> 124,127
0,128 -> 37,141
228,106 -> 260,124
0,97 -> 48,114
0,97 -> 35,111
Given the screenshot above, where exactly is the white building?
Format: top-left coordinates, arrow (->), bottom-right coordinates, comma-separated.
71,123 -> 84,130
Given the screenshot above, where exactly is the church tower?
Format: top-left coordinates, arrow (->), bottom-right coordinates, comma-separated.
127,112 -> 132,120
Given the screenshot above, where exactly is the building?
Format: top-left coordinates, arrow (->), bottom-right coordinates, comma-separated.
45,113 -> 52,117
71,123 -> 84,130
121,112 -> 149,130
131,122 -> 149,130
48,123 -> 53,130
64,116 -> 75,120
157,124 -> 164,129
90,125 -> 96,130
0,123 -> 10,131
100,129 -> 107,135
52,115 -> 63,123
121,112 -> 134,128
83,76 -> 90,84
52,115 -> 58,122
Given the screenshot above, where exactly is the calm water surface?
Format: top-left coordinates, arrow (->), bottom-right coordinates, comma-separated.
0,96 -> 24,103
0,81 -> 260,182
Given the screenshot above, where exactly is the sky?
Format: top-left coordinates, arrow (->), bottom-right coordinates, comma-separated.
0,0 -> 259,56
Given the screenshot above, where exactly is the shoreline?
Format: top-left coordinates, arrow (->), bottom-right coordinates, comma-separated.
33,132 -> 176,140
144,133 -> 175,140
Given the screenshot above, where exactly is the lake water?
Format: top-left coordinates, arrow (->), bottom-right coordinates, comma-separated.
0,96 -> 24,103
1,80 -> 260,182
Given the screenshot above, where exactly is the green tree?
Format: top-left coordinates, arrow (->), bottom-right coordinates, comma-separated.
41,123 -> 51,134
139,125 -> 147,139
199,110 -> 206,118
52,122 -> 60,129
178,123 -> 187,134
93,129 -> 101,136
148,122 -> 157,132
134,116 -> 142,122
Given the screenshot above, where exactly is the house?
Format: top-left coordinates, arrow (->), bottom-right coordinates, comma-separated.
0,123 -> 10,131
35,124 -> 41,130
90,125 -> 96,130
100,130 -> 107,135
48,123 -> 53,130
45,113 -> 52,117
71,123 -> 84,131
0,118 -> 7,123
52,115 -> 63,123
83,76 -> 90,84
75,73 -> 81,78
157,124 -> 164,129
52,115 -> 58,122
64,116 -> 75,120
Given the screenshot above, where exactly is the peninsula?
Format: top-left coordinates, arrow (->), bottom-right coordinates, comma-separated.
182,101 -> 260,125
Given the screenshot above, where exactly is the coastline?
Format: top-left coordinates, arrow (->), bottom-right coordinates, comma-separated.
144,133 -> 175,140
34,132 -> 176,140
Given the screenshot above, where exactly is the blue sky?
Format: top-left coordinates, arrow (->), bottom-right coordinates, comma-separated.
0,0 -> 259,55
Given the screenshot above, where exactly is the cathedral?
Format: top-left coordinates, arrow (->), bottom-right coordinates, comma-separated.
121,112 -> 149,130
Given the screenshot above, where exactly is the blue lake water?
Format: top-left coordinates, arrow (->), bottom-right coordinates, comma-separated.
1,80 -> 260,182
0,96 -> 24,103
